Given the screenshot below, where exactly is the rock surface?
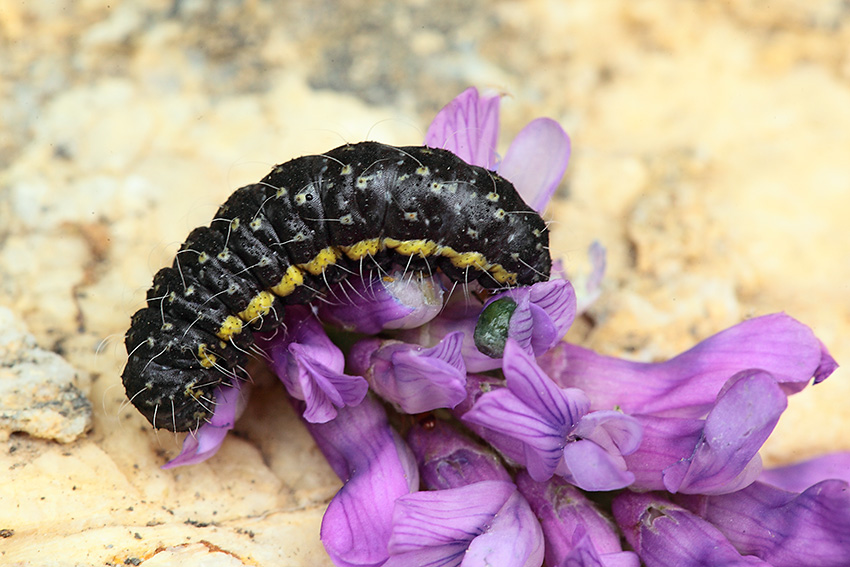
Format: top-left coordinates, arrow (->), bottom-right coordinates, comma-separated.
1,1 -> 848,565
0,307 -> 91,443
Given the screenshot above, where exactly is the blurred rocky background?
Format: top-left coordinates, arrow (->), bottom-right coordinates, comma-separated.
1,0 -> 848,564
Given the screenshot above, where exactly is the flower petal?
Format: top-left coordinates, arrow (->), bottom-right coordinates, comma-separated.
498,117 -> 571,212
388,481 -> 514,552
319,270 -> 444,334
561,440 -> 635,491
696,479 -> 850,567
612,492 -> 771,567
162,382 -> 248,469
306,396 -> 419,567
661,370 -> 786,495
500,279 -> 577,356
424,87 -> 500,169
408,421 -> 512,490
385,481 -> 543,567
503,339 -> 589,429
541,313 -> 836,418
516,472 -> 639,567
263,307 -> 368,423
759,452 -> 850,491
462,388 -> 565,481
351,333 -> 467,414
463,489 -> 544,567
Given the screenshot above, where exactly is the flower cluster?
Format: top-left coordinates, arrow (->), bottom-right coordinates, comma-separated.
165,88 -> 847,567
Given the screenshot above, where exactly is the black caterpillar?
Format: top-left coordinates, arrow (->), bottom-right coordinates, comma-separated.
123,142 -> 551,431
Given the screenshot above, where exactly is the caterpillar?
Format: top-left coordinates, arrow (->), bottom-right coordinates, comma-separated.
123,142 -> 551,432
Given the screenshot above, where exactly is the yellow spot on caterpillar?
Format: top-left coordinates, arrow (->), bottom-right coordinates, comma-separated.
295,193 -> 309,206
198,344 -> 217,369
341,164 -> 353,175
450,251 -> 488,270
489,265 -> 517,285
216,315 -> 244,341
184,381 -> 202,401
238,291 -> 275,322
276,187 -> 288,198
230,218 -> 240,230
340,214 -> 354,225
339,238 -> 381,260
439,246 -> 459,259
416,166 -> 430,176
404,212 -> 418,221
385,238 -> 437,257
486,192 -> 500,202
197,251 -> 209,264
356,176 -> 370,189
250,218 -> 263,230
494,208 -> 507,219
271,265 -> 304,296
300,246 -> 340,275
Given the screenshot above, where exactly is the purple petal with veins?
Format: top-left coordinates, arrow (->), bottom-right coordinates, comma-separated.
498,279 -> 577,356
689,479 -> 850,567
306,395 -> 418,567
663,370 -> 785,495
424,87 -> 500,169
624,370 -> 786,494
409,279 -> 576,373
498,117 -> 571,212
540,313 -> 837,418
262,305 -> 368,423
613,492 -> 771,567
349,332 -> 467,413
384,480 -> 543,567
462,340 -> 591,482
517,472 -> 640,567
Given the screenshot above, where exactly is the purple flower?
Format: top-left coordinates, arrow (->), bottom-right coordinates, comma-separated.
680,479 -> 850,566
260,305 -> 368,423
384,480 -> 544,567
425,87 -> 501,170
612,492 -> 771,567
306,395 -> 419,567
516,472 -> 640,567
624,369 -> 787,494
385,420 -> 541,566
407,420 -> 513,489
425,86 -> 571,212
163,381 -> 249,469
462,340 -> 641,490
759,451 -> 850,491
404,278 -> 577,372
318,269 -> 445,334
348,332 -> 467,413
539,313 -> 838,418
